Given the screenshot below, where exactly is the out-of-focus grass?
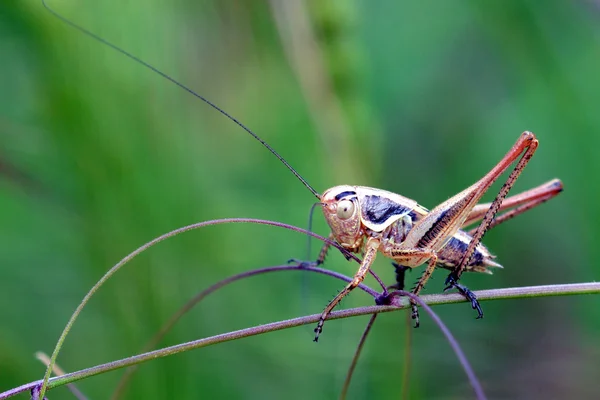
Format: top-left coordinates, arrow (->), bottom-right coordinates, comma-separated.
1,1 -> 599,398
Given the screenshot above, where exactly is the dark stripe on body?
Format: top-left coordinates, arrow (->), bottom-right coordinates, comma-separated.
362,195 -> 412,225
334,191 -> 357,201
416,209 -> 449,248
408,210 -> 418,222
416,194 -> 474,248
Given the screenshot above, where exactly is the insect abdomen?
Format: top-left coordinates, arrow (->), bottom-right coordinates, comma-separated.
436,232 -> 502,274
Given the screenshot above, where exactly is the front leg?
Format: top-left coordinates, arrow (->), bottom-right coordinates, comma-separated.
314,236 -> 380,342
288,233 -> 339,267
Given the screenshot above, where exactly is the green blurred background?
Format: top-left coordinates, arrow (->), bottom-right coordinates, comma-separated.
2,1 -> 600,398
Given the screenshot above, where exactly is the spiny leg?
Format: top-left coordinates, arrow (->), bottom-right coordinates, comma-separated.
453,132 -> 538,281
409,254 -> 438,327
314,237 -> 380,342
446,132 -> 539,313
469,191 -> 559,236
316,234 -> 335,264
463,179 -> 563,231
288,233 -> 334,267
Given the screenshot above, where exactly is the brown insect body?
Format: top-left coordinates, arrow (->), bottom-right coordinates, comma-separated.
321,185 -> 501,275
312,133 -> 564,341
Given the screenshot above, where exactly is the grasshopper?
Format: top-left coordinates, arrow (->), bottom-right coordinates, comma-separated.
44,1 -> 562,342
312,135 -> 562,340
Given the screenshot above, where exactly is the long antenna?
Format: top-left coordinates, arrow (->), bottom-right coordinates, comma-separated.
42,0 -> 321,200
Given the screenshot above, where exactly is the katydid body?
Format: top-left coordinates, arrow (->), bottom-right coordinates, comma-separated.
313,133 -> 562,341
316,178 -> 563,276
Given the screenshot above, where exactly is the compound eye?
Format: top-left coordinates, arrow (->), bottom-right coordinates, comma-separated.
336,199 -> 355,220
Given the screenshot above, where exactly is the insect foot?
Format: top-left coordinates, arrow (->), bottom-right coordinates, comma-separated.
313,326 -> 322,343
411,304 -> 421,328
286,258 -> 320,268
444,274 -> 484,319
